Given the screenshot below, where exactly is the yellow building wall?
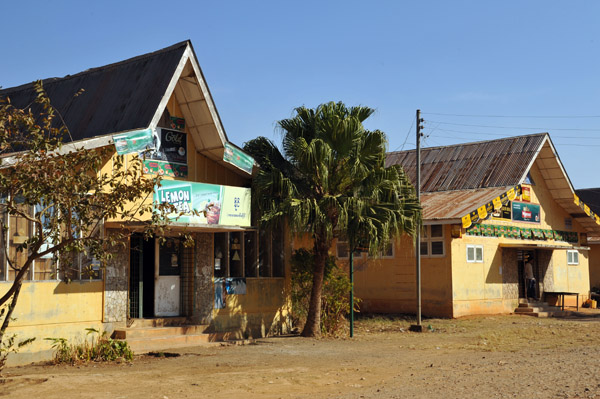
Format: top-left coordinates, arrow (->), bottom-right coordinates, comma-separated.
0,281 -> 104,366
452,161 -> 590,317
210,278 -> 291,338
589,244 -> 600,289
292,227 -> 453,318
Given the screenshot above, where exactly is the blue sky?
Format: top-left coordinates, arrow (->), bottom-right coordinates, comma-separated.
1,1 -> 600,188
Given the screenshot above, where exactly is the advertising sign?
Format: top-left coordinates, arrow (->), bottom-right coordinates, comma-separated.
492,202 -> 512,221
113,128 -> 154,155
144,128 -> 188,178
155,180 -> 251,227
223,143 -> 255,174
512,201 -> 540,223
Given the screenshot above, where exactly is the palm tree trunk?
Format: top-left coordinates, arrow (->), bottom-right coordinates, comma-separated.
301,236 -> 329,337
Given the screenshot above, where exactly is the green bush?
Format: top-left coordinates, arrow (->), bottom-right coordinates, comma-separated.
291,248 -> 360,336
45,328 -> 133,364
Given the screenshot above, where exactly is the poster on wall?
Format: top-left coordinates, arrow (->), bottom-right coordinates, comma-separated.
155,180 -> 251,226
492,202 -> 512,221
512,201 -> 541,223
522,186 -> 531,202
143,128 -> 188,178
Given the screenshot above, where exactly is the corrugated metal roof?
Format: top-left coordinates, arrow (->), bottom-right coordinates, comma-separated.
0,41 -> 188,142
575,188 -> 600,215
421,186 -> 512,220
386,133 -> 547,192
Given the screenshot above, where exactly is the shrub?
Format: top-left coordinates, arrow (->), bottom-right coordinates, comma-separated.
45,328 -> 133,364
291,248 -> 360,336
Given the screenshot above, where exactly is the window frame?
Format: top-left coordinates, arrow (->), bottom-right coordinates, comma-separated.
567,249 -> 579,265
421,224 -> 445,258
466,244 -> 484,263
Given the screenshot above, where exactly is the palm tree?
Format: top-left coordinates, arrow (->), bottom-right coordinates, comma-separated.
244,102 -> 420,337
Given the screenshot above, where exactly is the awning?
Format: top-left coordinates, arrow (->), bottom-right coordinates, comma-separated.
499,242 -> 590,251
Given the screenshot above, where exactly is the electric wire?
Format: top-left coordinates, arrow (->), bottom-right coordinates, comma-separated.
422,112 -> 600,119
426,120 -> 600,132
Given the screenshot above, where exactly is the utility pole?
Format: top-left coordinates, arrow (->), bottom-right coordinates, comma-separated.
410,109 -> 424,332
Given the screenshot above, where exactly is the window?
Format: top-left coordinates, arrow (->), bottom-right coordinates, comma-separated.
567,250 -> 579,265
466,245 -> 484,263
216,222 -> 285,278
421,225 -> 445,257
258,221 -> 285,277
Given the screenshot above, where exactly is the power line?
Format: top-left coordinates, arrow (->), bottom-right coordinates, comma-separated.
423,112 -> 600,119
392,118 -> 415,152
432,128 -> 600,140
426,120 -> 600,132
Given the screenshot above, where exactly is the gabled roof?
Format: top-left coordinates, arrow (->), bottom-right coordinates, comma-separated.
575,188 -> 600,216
386,133 -> 547,192
0,41 -> 188,142
388,134 -> 600,235
0,41 -> 252,176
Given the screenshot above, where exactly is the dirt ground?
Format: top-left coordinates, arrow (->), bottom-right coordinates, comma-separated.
3,312 -> 600,399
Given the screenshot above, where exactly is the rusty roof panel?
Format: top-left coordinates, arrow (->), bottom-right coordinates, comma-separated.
0,41 -> 188,142
421,186 -> 511,220
387,133 -> 547,192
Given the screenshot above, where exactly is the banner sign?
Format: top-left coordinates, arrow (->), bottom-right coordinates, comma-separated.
113,129 -> 154,155
223,143 -> 255,174
512,201 -> 541,223
573,193 -> 600,225
155,180 -> 251,227
461,185 -> 521,228
144,128 -> 188,178
466,224 -> 578,243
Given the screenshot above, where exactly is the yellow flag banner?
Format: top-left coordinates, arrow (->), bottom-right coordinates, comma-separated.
460,185 -> 521,230
477,205 -> 488,220
462,214 -> 472,229
492,197 -> 502,210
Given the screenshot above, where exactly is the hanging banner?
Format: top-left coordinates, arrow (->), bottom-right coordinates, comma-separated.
144,128 -> 188,178
155,180 -> 251,227
113,128 -> 154,155
462,214 -> 472,229
461,185 -> 521,229
492,197 -> 502,210
224,143 -> 255,174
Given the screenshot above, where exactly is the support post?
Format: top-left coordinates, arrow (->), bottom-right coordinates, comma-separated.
349,251 -> 354,337
410,109 -> 424,333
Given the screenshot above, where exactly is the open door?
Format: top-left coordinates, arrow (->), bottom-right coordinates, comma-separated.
154,238 -> 182,316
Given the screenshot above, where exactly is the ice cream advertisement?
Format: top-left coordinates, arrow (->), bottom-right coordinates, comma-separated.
155,180 -> 251,227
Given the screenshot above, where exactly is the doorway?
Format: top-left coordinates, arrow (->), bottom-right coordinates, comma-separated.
129,234 -> 156,318
517,249 -> 537,299
129,235 -> 185,318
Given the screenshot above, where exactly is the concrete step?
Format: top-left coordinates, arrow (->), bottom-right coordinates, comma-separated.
127,317 -> 188,328
113,325 -> 209,340
126,333 -> 213,353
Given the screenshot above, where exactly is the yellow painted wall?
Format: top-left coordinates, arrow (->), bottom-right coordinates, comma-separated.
0,281 -> 104,366
292,228 -> 453,318
210,278 -> 291,338
589,244 -> 600,289
451,160 -> 590,316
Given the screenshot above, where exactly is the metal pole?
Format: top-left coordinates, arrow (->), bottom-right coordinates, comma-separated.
410,109 -> 423,332
349,250 -> 354,337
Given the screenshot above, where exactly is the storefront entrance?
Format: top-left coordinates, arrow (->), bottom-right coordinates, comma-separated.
129,234 -> 189,319
517,250 -> 537,299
